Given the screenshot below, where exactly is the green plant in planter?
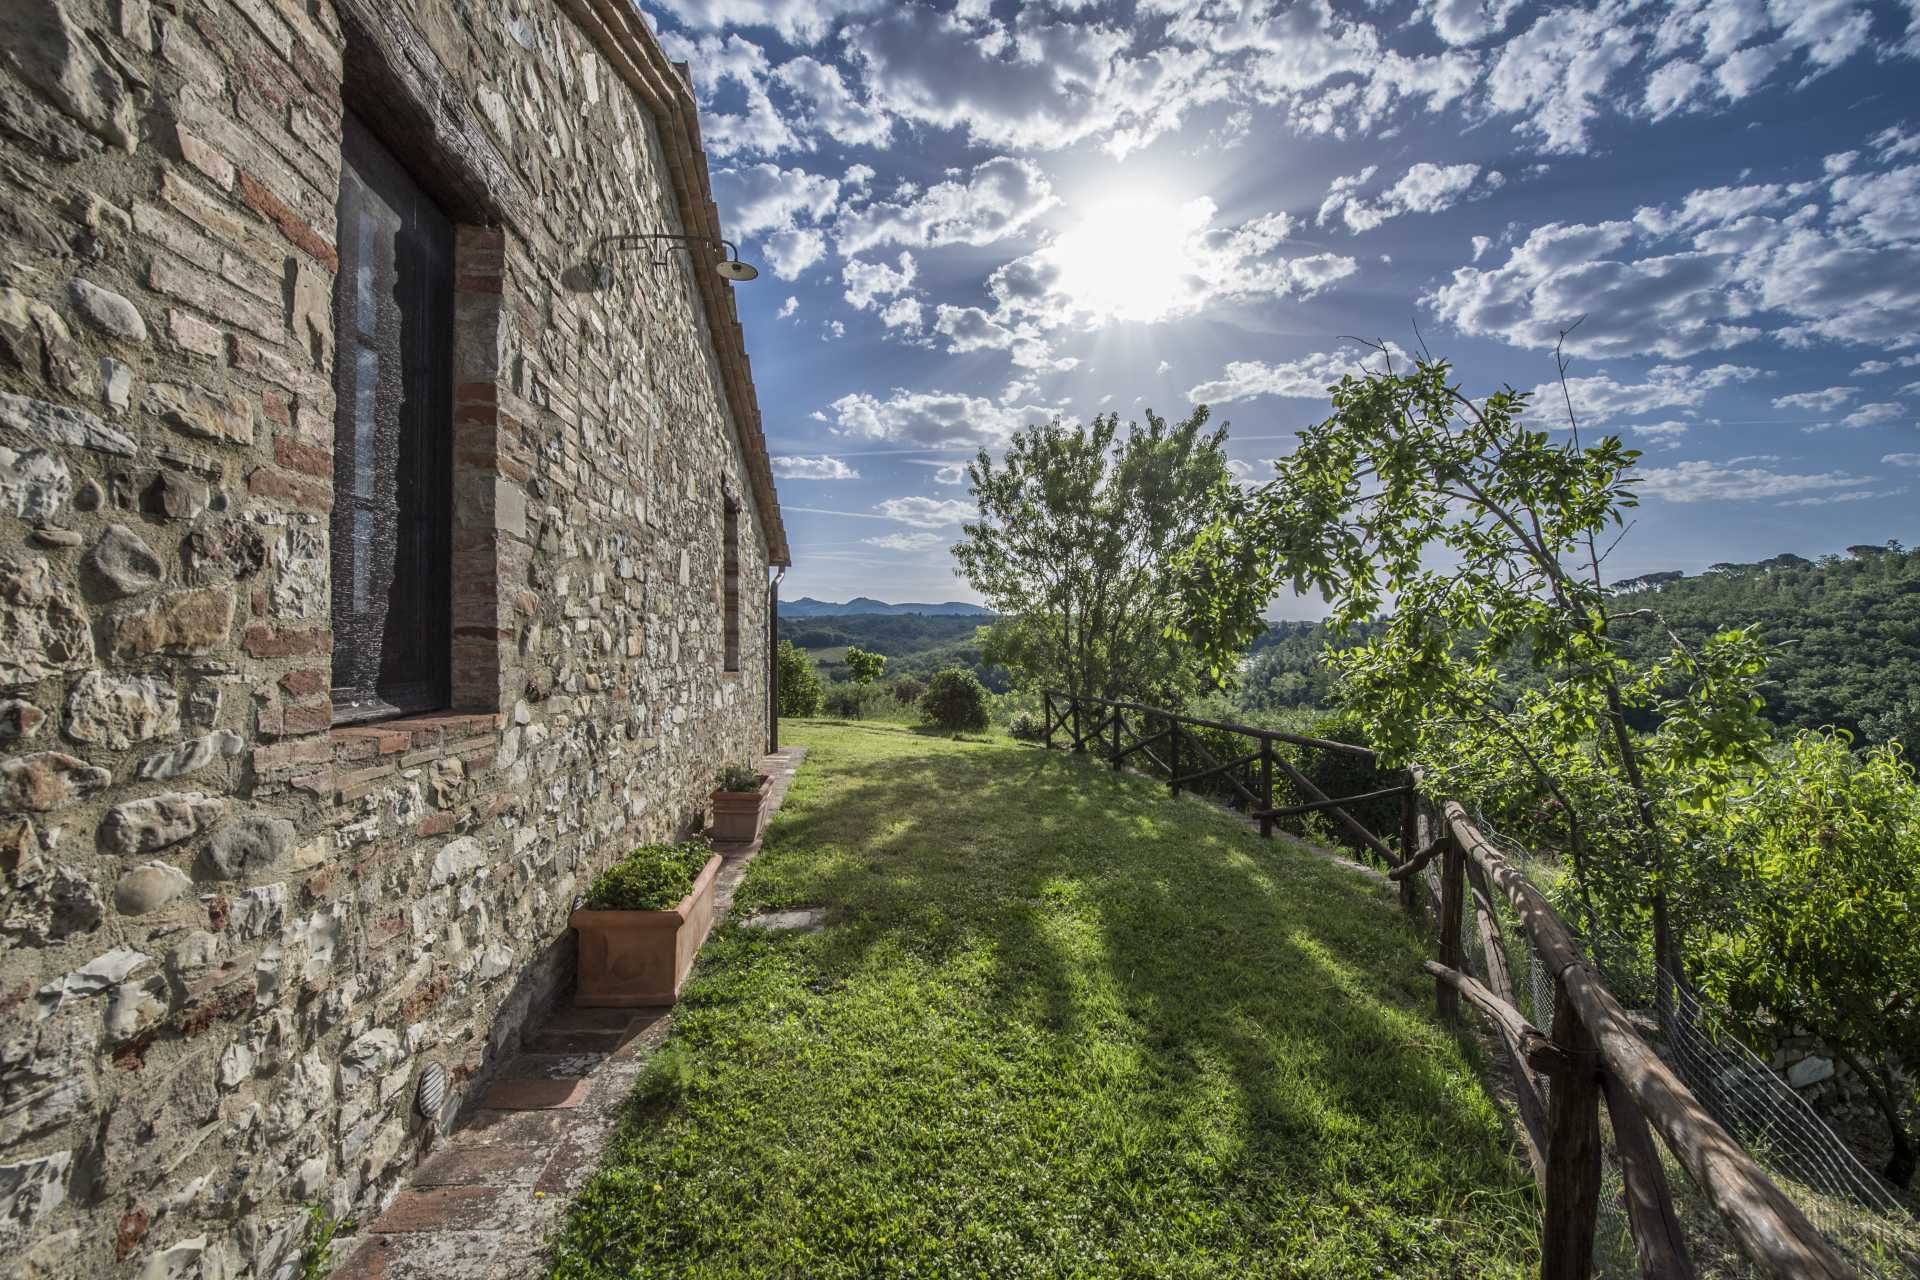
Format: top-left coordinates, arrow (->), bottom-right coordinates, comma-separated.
717,762 -> 762,793
583,838 -> 715,912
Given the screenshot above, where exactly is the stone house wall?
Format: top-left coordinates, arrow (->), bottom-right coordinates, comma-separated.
0,0 -> 786,1274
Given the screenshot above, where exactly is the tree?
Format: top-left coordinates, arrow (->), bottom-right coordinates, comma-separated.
955,407 -> 1234,707
775,640 -> 821,717
844,646 -> 886,685
1690,732 -> 1920,1186
1173,351 -> 1771,1010
920,668 -> 990,733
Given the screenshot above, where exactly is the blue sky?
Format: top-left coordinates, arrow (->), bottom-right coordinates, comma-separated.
642,0 -> 1920,613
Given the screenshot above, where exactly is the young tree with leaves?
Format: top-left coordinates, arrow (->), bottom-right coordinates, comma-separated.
844,646 -> 886,686
1174,351 -> 1772,1015
955,407 -> 1234,707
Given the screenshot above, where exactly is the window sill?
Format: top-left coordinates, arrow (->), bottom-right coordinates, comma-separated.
330,711 -> 507,806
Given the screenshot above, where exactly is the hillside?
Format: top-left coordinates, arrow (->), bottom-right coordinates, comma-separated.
1237,545 -> 1920,746
782,597 -> 994,618
783,610 -> 1008,690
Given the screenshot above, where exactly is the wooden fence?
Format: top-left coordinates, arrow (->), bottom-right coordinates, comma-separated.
1043,689 -> 1859,1280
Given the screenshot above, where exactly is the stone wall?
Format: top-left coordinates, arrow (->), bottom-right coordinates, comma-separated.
0,0 -> 779,1274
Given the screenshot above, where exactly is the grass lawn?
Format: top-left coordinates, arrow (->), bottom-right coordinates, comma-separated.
548,721 -> 1538,1278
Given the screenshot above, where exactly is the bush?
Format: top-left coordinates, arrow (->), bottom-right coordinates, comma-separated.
845,646 -> 886,685
823,682 -> 891,720
1007,710 -> 1045,741
777,640 -> 822,717
921,668 -> 990,733
891,677 -> 927,706
717,762 -> 761,792
584,837 -> 714,911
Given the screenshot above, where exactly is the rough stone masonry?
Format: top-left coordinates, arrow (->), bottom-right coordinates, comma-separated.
0,0 -> 790,1274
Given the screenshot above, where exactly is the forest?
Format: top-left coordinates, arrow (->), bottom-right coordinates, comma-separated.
1239,545 -> 1920,746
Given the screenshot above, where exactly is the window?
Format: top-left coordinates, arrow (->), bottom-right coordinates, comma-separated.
723,495 -> 741,672
330,113 -> 455,724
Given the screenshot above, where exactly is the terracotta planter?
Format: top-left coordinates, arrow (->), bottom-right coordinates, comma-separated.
570,853 -> 724,1007
708,775 -> 771,844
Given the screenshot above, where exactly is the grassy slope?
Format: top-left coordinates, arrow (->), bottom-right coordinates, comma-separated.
549,722 -> 1537,1278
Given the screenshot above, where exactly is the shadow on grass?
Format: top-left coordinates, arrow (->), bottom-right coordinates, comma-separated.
550,721 -> 1538,1278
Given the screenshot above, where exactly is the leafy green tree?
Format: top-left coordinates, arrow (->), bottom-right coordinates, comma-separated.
844,646 -> 886,685
920,668 -> 991,733
1690,732 -> 1920,1186
1174,352 -> 1770,1006
955,407 -> 1233,706
775,640 -> 821,717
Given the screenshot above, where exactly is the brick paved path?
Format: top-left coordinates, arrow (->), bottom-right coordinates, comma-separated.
332,746 -> 808,1279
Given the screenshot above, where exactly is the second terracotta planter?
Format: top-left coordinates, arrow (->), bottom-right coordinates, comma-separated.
570,853 -> 724,1007
708,775 -> 771,844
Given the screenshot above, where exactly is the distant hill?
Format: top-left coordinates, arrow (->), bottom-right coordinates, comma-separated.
782,597 -> 993,618
1236,544 -> 1920,746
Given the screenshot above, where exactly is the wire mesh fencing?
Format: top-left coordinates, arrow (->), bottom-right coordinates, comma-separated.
1458,813 -> 1920,1278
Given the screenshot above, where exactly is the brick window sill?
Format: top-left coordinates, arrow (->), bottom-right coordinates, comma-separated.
330,710 -> 507,805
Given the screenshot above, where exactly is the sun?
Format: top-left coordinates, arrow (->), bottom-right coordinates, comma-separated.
1045,193 -> 1210,325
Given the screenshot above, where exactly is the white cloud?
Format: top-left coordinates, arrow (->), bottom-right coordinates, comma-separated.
825,388 -> 1054,448
659,33 -> 802,157
1540,363 -> 1762,425
773,55 -> 894,147
1776,486 -> 1906,507
1770,386 -> 1858,411
842,253 -> 916,309
1420,0 -> 1525,46
878,297 -> 925,333
762,228 -> 827,279
849,7 -> 1227,158
1485,2 -> 1641,154
771,454 -> 859,480
712,164 -> 840,237
1884,453 -> 1920,467
1637,459 -> 1872,501
1187,345 -> 1407,405
837,156 -> 1057,256
932,462 -> 967,485
1318,162 -> 1502,234
863,531 -> 946,552
875,496 -> 974,527
650,0 -> 882,45
1836,402 -> 1907,428
777,295 -> 799,319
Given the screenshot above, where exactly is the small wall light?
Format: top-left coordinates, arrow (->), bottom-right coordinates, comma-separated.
578,232 -> 758,289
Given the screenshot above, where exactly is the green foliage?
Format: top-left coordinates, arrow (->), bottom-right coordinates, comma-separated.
1690,732 -> 1920,1184
717,763 -> 762,793
844,645 -> 886,685
302,1204 -> 353,1280
583,838 -> 715,912
890,676 -> 927,706
1005,710 -> 1045,742
919,667 -> 990,733
822,682 -> 891,720
546,721 -> 1536,1277
776,640 -> 822,717
955,406 -> 1235,706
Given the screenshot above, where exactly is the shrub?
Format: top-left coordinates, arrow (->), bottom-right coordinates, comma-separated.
921,668 -> 990,733
776,640 -> 822,717
717,762 -> 761,792
583,837 -> 715,911
823,682 -> 890,720
845,646 -> 886,685
1007,710 -> 1045,742
891,677 -> 927,706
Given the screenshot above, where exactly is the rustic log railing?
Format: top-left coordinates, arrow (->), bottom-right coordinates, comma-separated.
1040,689 -> 1860,1280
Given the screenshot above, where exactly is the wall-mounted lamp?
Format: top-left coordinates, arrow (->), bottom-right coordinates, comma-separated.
577,232 -> 759,290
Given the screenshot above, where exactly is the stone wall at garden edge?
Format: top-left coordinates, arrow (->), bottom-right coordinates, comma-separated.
0,0 -> 786,1273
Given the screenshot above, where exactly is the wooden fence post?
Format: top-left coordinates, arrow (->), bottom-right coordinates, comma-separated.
1435,833 -> 1465,1023
1541,981 -> 1602,1280
1043,691 -> 1053,750
1168,721 -> 1180,795
1258,739 -> 1274,839
1112,704 -> 1123,768
1398,784 -> 1419,915
1071,697 -> 1083,753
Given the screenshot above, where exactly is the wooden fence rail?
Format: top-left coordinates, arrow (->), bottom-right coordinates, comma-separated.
1040,690 -> 1858,1280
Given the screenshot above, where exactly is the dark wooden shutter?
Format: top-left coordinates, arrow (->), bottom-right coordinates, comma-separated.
330,112 -> 454,723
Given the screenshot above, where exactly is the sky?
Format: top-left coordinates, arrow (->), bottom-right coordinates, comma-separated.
641,0 -> 1920,614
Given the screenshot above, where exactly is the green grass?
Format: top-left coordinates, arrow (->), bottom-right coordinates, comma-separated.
549,721 -> 1538,1278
